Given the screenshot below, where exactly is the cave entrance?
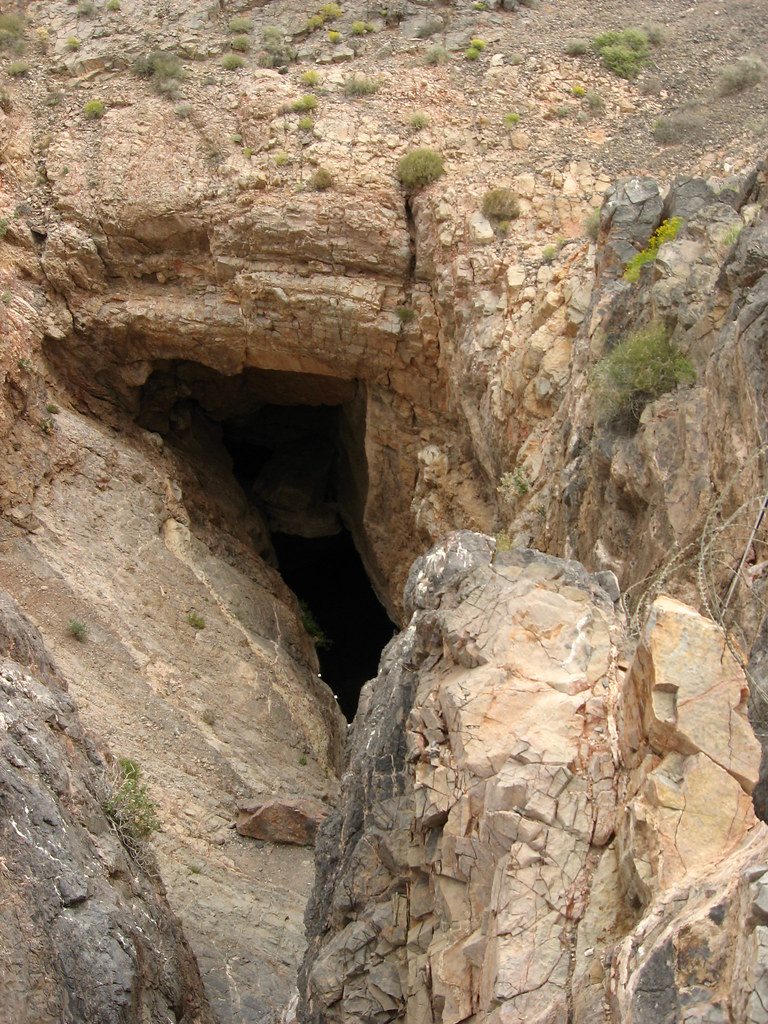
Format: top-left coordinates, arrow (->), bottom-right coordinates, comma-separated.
137,361 -> 394,719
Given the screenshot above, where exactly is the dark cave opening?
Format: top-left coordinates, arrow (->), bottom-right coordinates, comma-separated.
138,361 -> 394,719
271,531 -> 395,720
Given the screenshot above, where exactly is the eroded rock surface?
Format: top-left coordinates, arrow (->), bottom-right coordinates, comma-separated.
301,533 -> 768,1023
0,588 -> 213,1024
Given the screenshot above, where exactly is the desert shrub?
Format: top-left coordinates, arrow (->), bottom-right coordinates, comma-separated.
541,243 -> 558,263
592,28 -> 648,79
0,13 -> 25,54
77,1 -> 95,14
716,57 -> 766,96
623,216 -> 682,281
306,15 -> 324,31
67,37 -> 80,50
504,111 -> 520,127
7,60 -> 29,76
572,84 -> 585,97
133,50 -> 185,96
328,29 -> 341,42
320,2 -> 342,20
67,618 -> 88,640
592,323 -> 695,425
397,147 -> 444,188
301,68 -> 319,86
221,52 -> 245,70
396,305 -> 415,323
585,89 -> 605,113
584,207 -> 600,241
274,150 -> 290,166
259,26 -> 295,67
465,46 -> 480,60
470,38 -> 486,50
187,611 -> 205,629
423,44 -> 449,65
721,223 -> 743,247
652,112 -> 705,143
0,87 -> 10,112
83,99 -> 105,118
482,187 -> 519,222
106,0 -> 121,10
643,22 -> 666,45
311,167 -> 333,190
408,111 -> 429,131
102,757 -> 160,854
292,93 -> 318,111
351,20 -> 366,34
175,102 -> 192,118
229,16 -> 252,33
201,707 -> 216,726
565,39 -> 588,56
230,34 -> 251,51
344,73 -> 378,95
298,115 -> 313,129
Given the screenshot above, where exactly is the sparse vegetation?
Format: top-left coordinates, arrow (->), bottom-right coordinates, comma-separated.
102,757 -> 160,855
592,27 -> 649,79
77,1 -> 95,15
482,188 -> 520,222
396,305 -> 415,323
133,50 -> 185,96
328,30 -> 341,42
408,111 -> 429,131
499,466 -> 529,502
585,89 -> 605,114
67,36 -> 80,50
67,618 -> 88,641
292,93 -> 318,112
0,87 -> 10,112
592,323 -> 695,426
470,38 -> 486,50
397,147 -> 444,188
504,111 -> 520,127
221,52 -> 245,70
344,73 -> 379,95
722,223 -> 743,247
7,60 -> 29,76
201,708 -> 216,726
584,207 -> 601,242
465,46 -> 480,60
298,115 -> 314,129
83,99 -> 105,118
320,2 -> 343,20
423,44 -> 449,66
565,39 -> 588,56
187,611 -> 206,629
301,68 -> 320,86
0,13 -> 25,54
229,16 -> 252,33
106,0 -> 121,11
300,600 -> 331,649
230,34 -> 251,52
259,26 -> 296,68
652,111 -> 705,144
274,150 -> 290,166
310,167 -> 333,190
351,20 -> 367,35
716,57 -> 767,96
623,216 -> 682,281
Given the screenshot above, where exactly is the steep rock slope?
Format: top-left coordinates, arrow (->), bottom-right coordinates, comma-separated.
0,587 -> 214,1024
301,533 -> 768,1023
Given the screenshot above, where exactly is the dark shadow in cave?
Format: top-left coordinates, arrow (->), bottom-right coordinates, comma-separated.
271,531 -> 395,720
136,360 -> 395,720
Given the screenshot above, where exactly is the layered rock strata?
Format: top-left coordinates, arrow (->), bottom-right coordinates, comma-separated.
0,588 -> 213,1024
301,532 -> 768,1023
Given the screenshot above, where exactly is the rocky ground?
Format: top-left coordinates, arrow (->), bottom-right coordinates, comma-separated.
1,0 -> 768,1022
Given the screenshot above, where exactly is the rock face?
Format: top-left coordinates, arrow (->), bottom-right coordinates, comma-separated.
0,588 -> 213,1024
301,533 -> 768,1024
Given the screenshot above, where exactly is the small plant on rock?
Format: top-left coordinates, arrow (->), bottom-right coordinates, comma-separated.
408,111 -> 429,131
396,305 -> 415,323
482,188 -> 520,222
133,50 -> 185,96
310,167 -> 333,190
67,618 -> 88,641
292,93 -> 318,112
187,611 -> 205,629
565,39 -> 588,56
584,207 -> 600,242
344,73 -> 379,95
592,323 -> 695,426
397,147 -> 444,189
102,757 -> 160,856
623,216 -> 682,282
301,68 -> 320,86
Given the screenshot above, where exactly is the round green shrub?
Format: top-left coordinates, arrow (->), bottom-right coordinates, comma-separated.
465,46 -> 480,60
301,69 -> 320,86
343,73 -> 378,95
351,20 -> 366,34
481,188 -> 520,222
83,99 -> 105,118
229,17 -> 253,33
230,35 -> 251,52
397,147 -> 444,188
292,93 -> 318,111
423,45 -> 449,66
592,28 -> 648,79
328,30 -> 341,42
221,52 -> 245,70
7,60 -> 29,76
311,167 -> 333,190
